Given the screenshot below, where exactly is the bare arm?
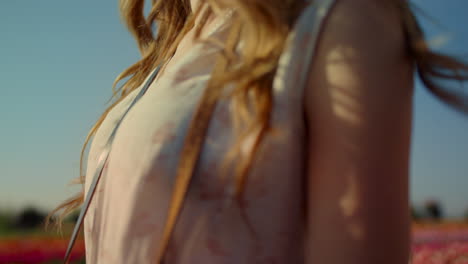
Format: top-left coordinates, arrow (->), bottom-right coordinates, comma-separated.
303,0 -> 414,263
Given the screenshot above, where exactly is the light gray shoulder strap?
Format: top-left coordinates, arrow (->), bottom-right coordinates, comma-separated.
274,0 -> 338,100
62,65 -> 163,264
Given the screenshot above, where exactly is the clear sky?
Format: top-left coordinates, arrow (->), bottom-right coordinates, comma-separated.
0,0 -> 467,218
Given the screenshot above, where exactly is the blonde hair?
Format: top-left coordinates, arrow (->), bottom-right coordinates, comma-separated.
47,0 -> 468,253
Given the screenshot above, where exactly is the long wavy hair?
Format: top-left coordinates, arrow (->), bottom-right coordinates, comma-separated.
47,0 -> 468,253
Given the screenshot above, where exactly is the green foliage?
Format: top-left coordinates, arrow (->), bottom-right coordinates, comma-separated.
411,205 -> 423,221
0,211 -> 13,236
0,209 -> 68,238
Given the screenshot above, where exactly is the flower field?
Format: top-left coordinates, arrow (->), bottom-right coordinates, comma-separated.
0,220 -> 85,264
0,238 -> 84,264
0,221 -> 467,264
411,221 -> 468,263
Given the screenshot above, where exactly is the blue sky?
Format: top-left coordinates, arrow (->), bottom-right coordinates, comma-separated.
0,0 -> 467,218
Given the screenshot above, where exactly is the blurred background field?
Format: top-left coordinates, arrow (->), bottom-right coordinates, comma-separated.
0,209 -> 84,264
411,221 -> 468,264
1,203 -> 468,264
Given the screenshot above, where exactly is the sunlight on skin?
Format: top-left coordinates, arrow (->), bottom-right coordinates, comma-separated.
330,89 -> 362,126
339,174 -> 358,218
304,0 -> 413,262
326,46 -> 363,126
327,51 -> 361,196
339,171 -> 365,241
324,44 -> 368,242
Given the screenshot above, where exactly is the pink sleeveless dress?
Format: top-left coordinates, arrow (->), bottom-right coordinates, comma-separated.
83,0 -> 337,263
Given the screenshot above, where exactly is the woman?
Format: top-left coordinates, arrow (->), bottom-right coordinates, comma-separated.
48,0 -> 468,263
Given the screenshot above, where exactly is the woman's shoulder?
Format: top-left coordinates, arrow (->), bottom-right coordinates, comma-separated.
301,0 -> 406,48
303,0 -> 414,130
334,0 -> 404,39
301,0 -> 411,97
277,0 -> 411,113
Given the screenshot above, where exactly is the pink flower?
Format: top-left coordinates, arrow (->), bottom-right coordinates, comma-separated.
0,238 -> 85,263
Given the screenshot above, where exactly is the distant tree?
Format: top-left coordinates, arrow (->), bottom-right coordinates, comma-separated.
424,199 -> 443,221
14,206 -> 46,230
0,211 -> 13,233
411,205 -> 422,221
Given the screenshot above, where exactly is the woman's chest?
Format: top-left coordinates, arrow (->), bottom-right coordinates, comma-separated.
84,39 -> 308,263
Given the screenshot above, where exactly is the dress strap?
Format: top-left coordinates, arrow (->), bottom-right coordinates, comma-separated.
274,0 -> 339,102
63,65 -> 163,264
